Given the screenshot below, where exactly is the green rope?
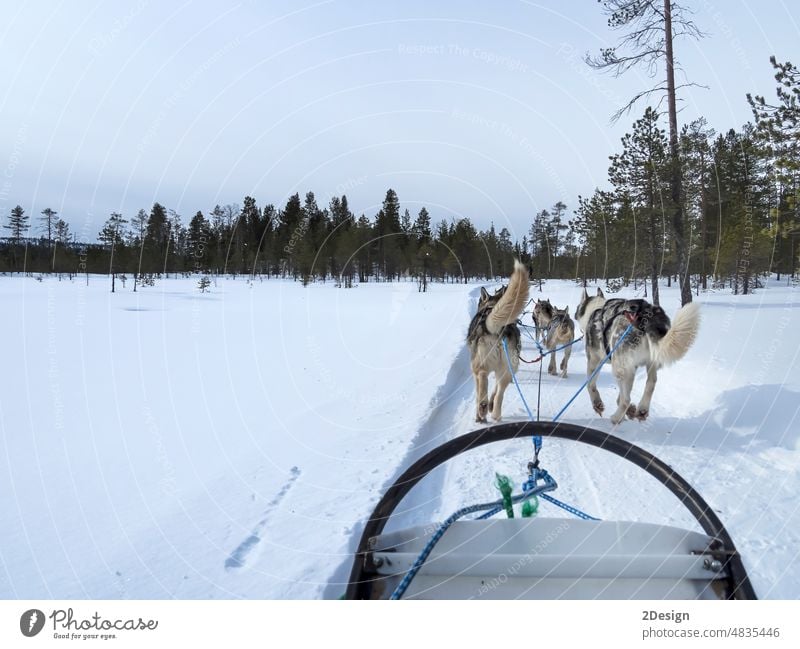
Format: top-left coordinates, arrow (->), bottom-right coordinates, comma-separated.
521,495 -> 539,518
495,473 -> 514,519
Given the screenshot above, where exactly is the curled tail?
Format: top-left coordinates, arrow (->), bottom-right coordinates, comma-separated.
652,302 -> 701,366
485,260 -> 530,334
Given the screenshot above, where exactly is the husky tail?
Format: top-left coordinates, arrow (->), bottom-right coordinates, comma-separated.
485,260 -> 530,334
652,302 -> 701,367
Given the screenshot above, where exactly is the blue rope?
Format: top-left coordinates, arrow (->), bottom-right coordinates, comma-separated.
519,321 -> 545,355
389,477 -> 558,600
548,335 -> 584,355
551,323 -> 634,423
518,320 -> 583,358
502,337 -> 537,424
387,321 -> 623,599
540,493 -> 599,521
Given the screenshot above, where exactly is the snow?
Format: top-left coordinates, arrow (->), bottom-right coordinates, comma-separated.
1,273 -> 798,599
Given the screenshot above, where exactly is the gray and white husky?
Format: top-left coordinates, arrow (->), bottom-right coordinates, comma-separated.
575,287 -> 701,425
544,305 -> 575,378
467,261 -> 530,423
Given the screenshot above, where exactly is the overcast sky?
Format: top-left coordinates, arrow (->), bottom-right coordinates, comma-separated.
0,0 -> 796,241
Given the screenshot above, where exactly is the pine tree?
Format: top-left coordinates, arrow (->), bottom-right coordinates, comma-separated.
681,118 -> 715,289
144,202 -> 169,273
40,208 -> 57,246
187,211 -> 210,273
4,205 -> 30,273
748,57 -> 800,279
587,0 -> 705,305
608,107 -> 669,304
98,212 -> 128,292
413,207 -> 432,241
5,205 -> 29,240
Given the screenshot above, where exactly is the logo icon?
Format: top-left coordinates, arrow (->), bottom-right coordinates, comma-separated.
20,609 -> 45,637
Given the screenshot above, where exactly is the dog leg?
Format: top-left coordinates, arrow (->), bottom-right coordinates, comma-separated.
491,372 -> 512,422
548,351 -> 558,376
474,371 -> 489,423
610,365 -> 635,425
560,344 -> 571,378
586,353 -> 604,415
634,364 -> 658,421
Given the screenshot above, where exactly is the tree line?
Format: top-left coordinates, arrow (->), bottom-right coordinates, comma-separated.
1,57 -> 797,296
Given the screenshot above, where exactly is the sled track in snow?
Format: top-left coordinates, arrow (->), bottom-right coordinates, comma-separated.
322,289 -> 479,597
224,466 -> 301,571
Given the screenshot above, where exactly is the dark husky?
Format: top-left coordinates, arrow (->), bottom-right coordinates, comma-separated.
575,287 -> 700,425
532,298 -> 554,341
467,261 -> 530,423
544,305 -> 575,378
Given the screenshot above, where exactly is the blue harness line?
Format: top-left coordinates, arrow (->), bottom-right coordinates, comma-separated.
551,323 -> 634,423
387,314 -> 636,599
389,473 -> 558,600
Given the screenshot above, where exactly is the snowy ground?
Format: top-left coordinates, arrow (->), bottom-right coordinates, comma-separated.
1,273 -> 798,599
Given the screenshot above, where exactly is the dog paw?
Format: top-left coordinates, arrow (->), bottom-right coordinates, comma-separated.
610,413 -> 625,425
475,415 -> 487,424
592,400 -> 604,415
560,372 -> 568,379
477,401 -> 488,421
635,408 -> 649,421
626,404 -> 638,419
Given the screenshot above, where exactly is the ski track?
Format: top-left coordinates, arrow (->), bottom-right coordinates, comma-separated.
224,467 -> 301,571
321,288 -> 479,596
387,287 -> 482,527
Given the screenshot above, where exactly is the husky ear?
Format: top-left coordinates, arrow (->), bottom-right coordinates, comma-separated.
480,287 -> 489,301
564,305 -> 570,315
596,287 -> 604,298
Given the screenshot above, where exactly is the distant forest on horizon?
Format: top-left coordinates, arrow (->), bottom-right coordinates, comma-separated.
2,56 -> 799,300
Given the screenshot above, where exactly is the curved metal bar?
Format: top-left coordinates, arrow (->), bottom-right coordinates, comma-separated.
345,421 -> 757,600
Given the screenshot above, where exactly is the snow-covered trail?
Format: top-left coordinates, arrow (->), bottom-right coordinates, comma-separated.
379,277 -> 800,599
1,275 -> 798,599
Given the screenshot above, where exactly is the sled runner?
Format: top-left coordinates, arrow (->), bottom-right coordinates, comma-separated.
345,422 -> 756,600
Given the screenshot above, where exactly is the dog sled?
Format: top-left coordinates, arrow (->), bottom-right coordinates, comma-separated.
345,422 -> 756,600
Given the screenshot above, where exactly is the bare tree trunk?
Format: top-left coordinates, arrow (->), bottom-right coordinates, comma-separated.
665,0 -> 692,305
700,152 -> 708,290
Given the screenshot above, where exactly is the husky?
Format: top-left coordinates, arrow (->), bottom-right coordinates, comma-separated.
467,261 -> 530,423
544,305 -> 575,378
575,287 -> 700,425
532,298 -> 554,341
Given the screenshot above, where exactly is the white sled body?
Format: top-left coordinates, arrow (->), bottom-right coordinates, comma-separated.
369,518 -> 729,599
